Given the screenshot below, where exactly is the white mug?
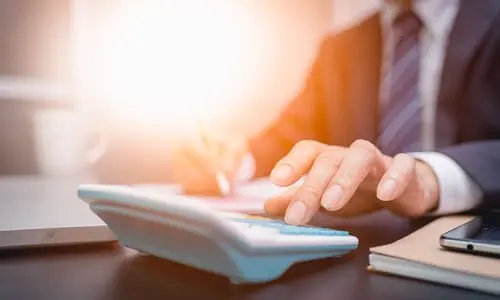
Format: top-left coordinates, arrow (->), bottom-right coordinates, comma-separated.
32,109 -> 106,177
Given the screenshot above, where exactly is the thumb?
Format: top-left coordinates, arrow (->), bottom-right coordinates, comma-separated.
219,138 -> 248,173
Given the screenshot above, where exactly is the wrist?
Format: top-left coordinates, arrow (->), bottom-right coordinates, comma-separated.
416,161 -> 440,213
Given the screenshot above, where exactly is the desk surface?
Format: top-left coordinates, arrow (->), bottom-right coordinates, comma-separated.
0,210 -> 496,300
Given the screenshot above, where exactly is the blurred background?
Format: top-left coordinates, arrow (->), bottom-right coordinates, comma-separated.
0,0 -> 375,183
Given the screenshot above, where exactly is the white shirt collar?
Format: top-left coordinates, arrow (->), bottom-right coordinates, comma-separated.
381,0 -> 460,40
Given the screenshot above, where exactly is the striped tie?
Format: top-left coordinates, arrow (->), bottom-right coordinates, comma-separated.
378,9 -> 422,156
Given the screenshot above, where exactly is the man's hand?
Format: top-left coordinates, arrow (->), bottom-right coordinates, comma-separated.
170,130 -> 248,195
264,140 -> 440,225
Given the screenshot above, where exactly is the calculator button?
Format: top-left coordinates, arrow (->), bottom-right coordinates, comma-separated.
228,218 -> 348,236
277,226 -> 343,236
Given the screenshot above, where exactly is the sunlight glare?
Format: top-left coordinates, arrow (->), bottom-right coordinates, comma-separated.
84,1 -> 266,130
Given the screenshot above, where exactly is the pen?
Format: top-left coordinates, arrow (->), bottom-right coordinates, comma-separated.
215,171 -> 231,196
197,121 -> 231,196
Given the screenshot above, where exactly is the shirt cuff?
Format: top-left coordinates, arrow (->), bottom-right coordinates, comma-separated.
409,152 -> 483,215
235,152 -> 256,182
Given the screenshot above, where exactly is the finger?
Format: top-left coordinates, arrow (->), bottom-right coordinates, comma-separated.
218,138 -> 247,174
321,140 -> 380,211
178,145 -> 214,173
182,181 -> 220,195
171,150 -> 214,179
377,153 -> 416,201
264,186 -> 300,216
171,155 -> 219,192
270,140 -> 328,186
179,128 -> 223,172
175,168 -> 220,195
284,148 -> 343,225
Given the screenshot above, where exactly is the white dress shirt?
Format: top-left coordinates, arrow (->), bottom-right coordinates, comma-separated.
381,0 -> 482,214
239,0 -> 483,215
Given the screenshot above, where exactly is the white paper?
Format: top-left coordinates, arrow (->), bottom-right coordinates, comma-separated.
133,178 -> 305,214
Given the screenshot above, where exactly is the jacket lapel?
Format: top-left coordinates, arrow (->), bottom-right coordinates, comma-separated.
322,14 -> 382,146
436,0 -> 500,147
346,14 -> 382,144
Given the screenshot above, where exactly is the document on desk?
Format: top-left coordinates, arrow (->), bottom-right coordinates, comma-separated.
133,177 -> 299,214
369,216 -> 500,295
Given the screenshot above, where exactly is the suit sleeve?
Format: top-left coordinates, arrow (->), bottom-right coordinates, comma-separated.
439,141 -> 500,210
248,37 -> 341,178
438,31 -> 500,210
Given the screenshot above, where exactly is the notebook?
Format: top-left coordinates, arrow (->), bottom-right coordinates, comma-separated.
369,216 -> 500,295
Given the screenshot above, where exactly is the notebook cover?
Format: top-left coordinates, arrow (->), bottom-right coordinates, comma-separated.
370,216 -> 500,279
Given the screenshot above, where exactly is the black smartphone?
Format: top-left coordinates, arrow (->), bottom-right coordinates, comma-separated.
440,211 -> 500,257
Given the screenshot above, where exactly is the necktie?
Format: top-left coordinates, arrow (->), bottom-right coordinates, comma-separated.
378,9 -> 422,156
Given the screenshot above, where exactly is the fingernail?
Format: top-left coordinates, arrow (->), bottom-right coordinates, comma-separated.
271,165 -> 293,182
321,185 -> 343,210
378,179 -> 397,201
285,201 -> 306,225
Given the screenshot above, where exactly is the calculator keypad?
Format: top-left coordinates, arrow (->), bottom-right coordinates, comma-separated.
228,218 -> 348,237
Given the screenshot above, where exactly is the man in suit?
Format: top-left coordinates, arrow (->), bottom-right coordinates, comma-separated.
173,0 -> 500,225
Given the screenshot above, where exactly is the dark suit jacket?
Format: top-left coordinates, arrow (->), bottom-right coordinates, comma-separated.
249,0 -> 500,209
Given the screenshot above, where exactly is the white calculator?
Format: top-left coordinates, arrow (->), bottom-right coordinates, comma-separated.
78,184 -> 359,284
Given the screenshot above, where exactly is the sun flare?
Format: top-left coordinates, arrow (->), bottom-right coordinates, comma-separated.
78,1 -> 267,130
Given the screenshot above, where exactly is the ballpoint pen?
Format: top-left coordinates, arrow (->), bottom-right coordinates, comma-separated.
215,171 -> 231,196
197,121 -> 231,196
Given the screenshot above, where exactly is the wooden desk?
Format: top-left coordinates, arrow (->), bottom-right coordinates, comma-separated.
0,210 -> 496,300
